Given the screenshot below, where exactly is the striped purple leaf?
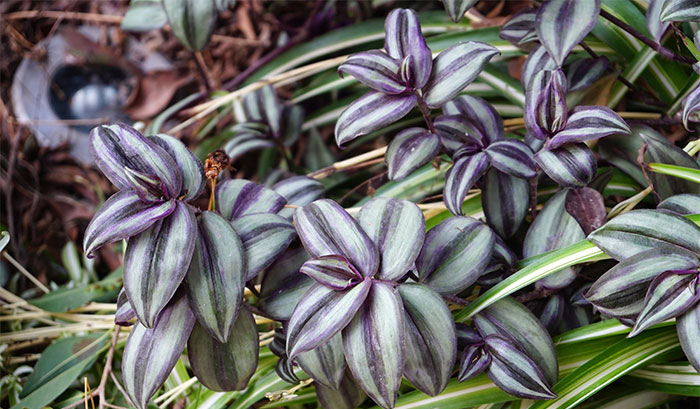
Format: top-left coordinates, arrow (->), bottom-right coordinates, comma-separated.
485,139 -> 536,179
286,279 -> 371,359
416,216 -> 495,295
357,197 -> 425,280
83,189 -> 176,257
548,106 -> 630,149
257,248 -> 312,321
658,194 -> 700,215
384,9 -> 432,89
525,69 -> 568,140
294,199 -> 379,278
535,143 -> 597,188
481,168 -> 530,239
442,95 -> 504,144
342,281 -> 405,409
441,0 -> 478,23
500,7 -> 538,45
647,0 -> 670,42
459,343 -> 491,382
434,114 -> 485,153
232,213 -> 296,279
300,255 -> 363,291
539,293 -> 566,333
296,333 -> 346,389
338,51 -> 404,94
123,167 -> 167,203
335,91 -> 417,147
566,57 -> 610,92
677,302 -> 700,373
565,187 -> 607,235
444,151 -> 490,216
186,211 -> 246,343
386,128 -> 441,181
216,179 -> 286,221
660,0 -> 700,22
115,288 -> 136,326
423,42 -> 500,108
682,84 -> 700,130
121,293 -> 195,409
124,201 -> 196,328
149,134 -> 205,202
521,45 -> 557,88
236,85 -> 283,137
90,123 -> 181,199
223,131 -> 276,161
535,0 -> 602,66
272,176 -> 324,219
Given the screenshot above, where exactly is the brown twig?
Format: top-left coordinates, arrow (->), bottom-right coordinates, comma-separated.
1,10 -> 123,24
193,51 -> 213,93
98,326 -> 121,409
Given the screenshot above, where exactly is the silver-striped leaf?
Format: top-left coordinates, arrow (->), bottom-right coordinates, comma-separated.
186,211 -> 246,343
232,212 -> 295,279
386,128 -> 441,181
660,0 -> 700,22
300,255 -> 362,291
121,293 -> 195,409
658,193 -> 700,215
115,287 -> 137,326
481,168 -> 530,238
399,283 -> 457,396
236,85 -> 283,137
677,302 -> 700,374
162,0 -> 215,51
357,197 -> 425,281
188,306 -> 258,391
272,176 -> 324,219
338,51 -> 404,94
416,216 -> 495,295
566,57 -> 610,92
216,179 -> 286,221
223,132 -> 276,161
521,45 -> 557,88
150,133 -> 205,201
124,201 -> 196,327
335,91 -> 417,147
423,41 -> 500,108
342,281 -> 405,409
682,84 -> 700,130
384,8 -> 432,89
444,151 -> 490,216
296,333 -> 346,389
500,7 -> 538,45
83,190 -> 175,257
257,248 -> 312,321
548,106 -> 630,149
441,0 -> 478,23
535,0 -> 602,66
525,69 -> 568,140
434,114 -> 485,153
458,343 -> 491,382
485,139 -> 536,179
535,143 -> 597,188
647,0 -> 670,42
442,95 -> 504,143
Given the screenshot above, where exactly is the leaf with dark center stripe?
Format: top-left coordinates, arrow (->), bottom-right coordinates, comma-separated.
660,0 -> 700,22
357,197 -> 425,280
444,151 -> 490,216
678,302 -> 700,374
296,333 -> 346,389
484,335 -> 557,400
441,0 -> 478,23
423,41 -> 500,108
300,255 -> 362,291
83,190 -> 176,257
342,281 -> 405,409
188,306 -> 258,391
90,123 -> 181,199
237,85 -> 283,137
121,293 -> 195,409
115,288 -> 136,326
232,213 -> 295,279
400,283 -> 456,396
162,0 -> 215,51
459,343 -> 491,382
223,132 -> 276,162
287,280 -> 372,359
442,95 -> 504,144
416,216 -> 495,295
186,211 -> 246,343
272,176 -> 324,219
565,187 -> 607,235
588,209 -> 700,260
500,7 -> 537,45
658,194 -> 700,215
566,57 -> 610,92
682,84 -> 700,131
525,69 -> 568,140
485,139 -> 536,179
629,271 -> 700,337
521,45 -> 557,89
584,248 -> 700,321
386,128 -> 441,181
124,201 -> 196,328
216,179 -> 286,221
535,143 -> 597,188
338,51 -> 405,94
539,293 -> 566,333
647,0 -> 670,42
149,134 -> 205,201
294,199 -> 379,278
548,106 -> 630,149
536,0 -> 601,66
434,115 -> 485,153
384,9 -> 432,89
481,168 -> 530,239
335,91 -> 418,147
257,248 -> 312,321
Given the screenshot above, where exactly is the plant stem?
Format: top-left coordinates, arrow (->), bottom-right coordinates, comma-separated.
599,9 -> 695,65
98,326 -> 121,409
416,96 -> 437,134
192,51 -> 212,93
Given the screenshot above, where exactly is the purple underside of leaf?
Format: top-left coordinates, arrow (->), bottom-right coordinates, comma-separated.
547,106 -> 630,149
300,255 -> 362,290
444,151 -> 490,216
535,0 -> 602,67
484,139 -> 537,179
442,95 -> 505,144
335,91 -> 417,148
459,343 -> 490,382
215,179 -> 287,220
535,143 -> 597,188
338,51 -> 405,94
294,199 -> 379,278
83,189 -> 176,257
386,128 -> 440,181
384,8 -> 432,89
564,187 -> 607,235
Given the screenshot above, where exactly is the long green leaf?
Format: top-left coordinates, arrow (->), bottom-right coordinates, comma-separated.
624,362 -> 700,396
649,162 -> 700,184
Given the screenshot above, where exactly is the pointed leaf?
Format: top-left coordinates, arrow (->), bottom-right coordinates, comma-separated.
83,190 -> 175,257
294,199 -> 379,278
500,8 -> 538,45
481,168 -> 530,238
150,133 -> 205,201
630,272 -> 700,336
238,85 -> 283,137
90,123 -> 181,198
444,151 -> 490,216
647,0 -> 670,42
357,197 -> 425,280
658,193 -> 700,215
162,0 -> 215,51
485,139 -> 536,178
232,213 -> 296,279
677,302 -> 700,373
442,95 -> 504,143
258,248 -> 312,321
522,45 -> 557,89
584,247 -> 700,321
186,211 -> 246,343
536,0 -> 601,66
121,0 -> 168,31
441,0 -> 478,23
384,8 -> 432,88
122,293 -> 195,409
124,201 -> 196,327
223,132 -> 276,161
338,51 -> 404,94
535,143 -> 597,188
660,0 -> 700,22
300,255 -> 362,290
565,187 -> 607,235
682,85 -> 700,130
416,216 -> 495,295
386,128 -> 441,181
188,306 -> 258,391
484,335 -> 557,400
458,343 -> 491,382
343,282 -> 405,409
423,42 -> 500,108
434,114 -> 485,153
399,283 -> 457,396
525,69 -> 568,140
566,57 -> 610,92
272,176 -> 324,218
588,209 -> 700,260
296,333 -> 346,389
116,288 -> 137,326
548,106 -> 630,149
287,279 -> 371,359
216,179 -> 286,220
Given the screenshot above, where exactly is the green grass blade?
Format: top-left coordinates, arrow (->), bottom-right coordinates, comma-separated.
649,162 -> 700,184
624,362 -> 700,396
